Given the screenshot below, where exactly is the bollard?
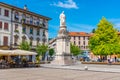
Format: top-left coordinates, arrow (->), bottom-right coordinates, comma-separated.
84,66 -> 88,70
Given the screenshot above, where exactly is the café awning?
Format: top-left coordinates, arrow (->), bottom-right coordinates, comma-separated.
0,49 -> 37,56
13,50 -> 37,55
0,50 -> 12,55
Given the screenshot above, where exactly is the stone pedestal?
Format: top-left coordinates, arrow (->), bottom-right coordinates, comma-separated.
51,11 -> 74,65
52,54 -> 73,65
51,26 -> 74,65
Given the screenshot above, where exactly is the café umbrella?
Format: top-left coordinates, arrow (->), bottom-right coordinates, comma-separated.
0,49 -> 37,56
12,50 -> 37,55
0,50 -> 13,55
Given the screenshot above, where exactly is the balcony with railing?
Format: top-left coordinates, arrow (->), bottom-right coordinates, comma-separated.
12,13 -> 48,29
14,15 -> 19,21
13,12 -> 20,22
21,18 -> 47,29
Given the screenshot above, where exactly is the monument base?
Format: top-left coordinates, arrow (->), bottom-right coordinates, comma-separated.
51,54 -> 74,65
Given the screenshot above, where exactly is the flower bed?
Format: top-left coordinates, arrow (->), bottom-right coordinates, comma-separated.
81,62 -> 120,65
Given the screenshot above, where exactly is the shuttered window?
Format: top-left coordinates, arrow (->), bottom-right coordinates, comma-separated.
3,36 -> 8,46
4,22 -> 9,30
4,9 -> 9,17
0,21 -> 2,29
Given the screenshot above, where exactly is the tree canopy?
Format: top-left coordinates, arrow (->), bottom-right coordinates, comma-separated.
36,44 -> 48,56
70,43 -> 82,56
19,41 -> 30,51
92,28 -> 95,33
89,17 -> 120,56
49,48 -> 55,57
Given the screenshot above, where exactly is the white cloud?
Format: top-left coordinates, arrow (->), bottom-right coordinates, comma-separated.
108,18 -> 120,29
114,23 -> 120,29
109,18 -> 120,23
51,0 -> 79,9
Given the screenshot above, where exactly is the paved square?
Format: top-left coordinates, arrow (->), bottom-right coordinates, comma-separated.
0,68 -> 120,80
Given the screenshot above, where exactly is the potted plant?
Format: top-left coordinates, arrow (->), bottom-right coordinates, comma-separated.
35,56 -> 40,67
14,30 -> 19,33
21,18 -> 26,23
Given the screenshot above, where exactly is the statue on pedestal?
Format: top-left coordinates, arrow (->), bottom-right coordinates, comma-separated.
51,11 -> 73,65
60,11 -> 66,26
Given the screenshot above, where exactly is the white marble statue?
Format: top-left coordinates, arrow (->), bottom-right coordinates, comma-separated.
60,11 -> 66,26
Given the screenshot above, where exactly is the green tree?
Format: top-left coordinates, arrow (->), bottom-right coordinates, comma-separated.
89,17 -> 120,56
19,41 -> 30,50
70,43 -> 81,56
36,44 -> 48,60
49,48 -> 55,57
92,28 -> 95,33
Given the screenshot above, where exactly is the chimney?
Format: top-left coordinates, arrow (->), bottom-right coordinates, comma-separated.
24,5 -> 28,10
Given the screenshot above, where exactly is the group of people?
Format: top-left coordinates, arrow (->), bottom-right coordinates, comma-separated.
0,56 -> 32,68
107,56 -> 118,64
97,56 -> 118,64
0,58 -> 9,68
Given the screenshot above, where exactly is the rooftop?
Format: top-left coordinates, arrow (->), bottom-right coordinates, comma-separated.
0,2 -> 51,20
69,32 -> 91,37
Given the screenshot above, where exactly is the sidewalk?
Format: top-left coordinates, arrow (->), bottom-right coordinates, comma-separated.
41,62 -> 120,73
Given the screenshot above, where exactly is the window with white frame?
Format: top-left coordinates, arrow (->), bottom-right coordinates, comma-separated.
4,22 -> 9,31
4,9 -> 9,17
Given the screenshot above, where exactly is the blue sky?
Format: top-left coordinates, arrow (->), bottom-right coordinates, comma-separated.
1,0 -> 120,38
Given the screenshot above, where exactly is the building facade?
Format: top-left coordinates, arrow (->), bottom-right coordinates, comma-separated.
49,38 -> 56,49
0,2 -> 51,49
69,32 -> 91,52
49,32 -> 91,55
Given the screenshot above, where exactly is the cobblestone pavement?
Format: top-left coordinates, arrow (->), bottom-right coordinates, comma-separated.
0,68 -> 120,80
